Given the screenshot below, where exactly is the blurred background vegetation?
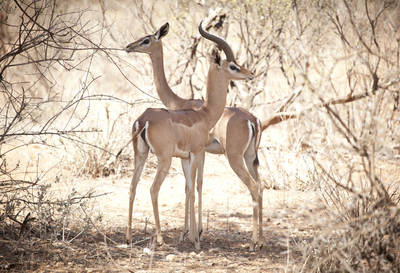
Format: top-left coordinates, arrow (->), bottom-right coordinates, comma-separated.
0,0 -> 399,271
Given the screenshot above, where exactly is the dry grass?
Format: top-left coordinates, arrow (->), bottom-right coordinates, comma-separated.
0,154 -> 324,272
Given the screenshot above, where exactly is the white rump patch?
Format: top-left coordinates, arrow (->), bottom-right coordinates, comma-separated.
134,121 -> 140,132
137,133 -> 148,154
244,120 -> 253,155
144,121 -> 156,153
256,118 -> 261,148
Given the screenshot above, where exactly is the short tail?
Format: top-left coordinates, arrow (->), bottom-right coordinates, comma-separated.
250,118 -> 262,167
254,118 -> 262,151
115,120 -> 145,158
115,139 -> 132,158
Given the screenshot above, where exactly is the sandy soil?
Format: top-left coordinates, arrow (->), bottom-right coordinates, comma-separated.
1,153 -> 324,272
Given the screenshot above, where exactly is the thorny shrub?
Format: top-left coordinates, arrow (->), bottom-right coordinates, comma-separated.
0,0 -> 106,245
302,205 -> 400,273
0,173 -> 103,242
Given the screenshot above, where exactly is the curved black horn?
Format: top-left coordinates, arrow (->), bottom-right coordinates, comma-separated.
199,20 -> 235,62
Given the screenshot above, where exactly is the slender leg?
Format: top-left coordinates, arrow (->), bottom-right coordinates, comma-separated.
188,152 -> 200,250
226,153 -> 260,251
196,151 -> 205,237
126,137 -> 149,244
179,159 -> 190,242
180,150 -> 205,242
150,156 -> 172,245
244,145 -> 260,182
244,146 -> 264,245
258,182 -> 263,243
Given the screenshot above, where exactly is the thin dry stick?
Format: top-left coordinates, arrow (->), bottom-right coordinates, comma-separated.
285,234 -> 290,272
103,234 -> 135,273
261,89 -> 383,131
311,155 -> 363,199
206,209 -> 209,232
226,196 -> 230,233
79,204 -> 118,245
148,239 -> 156,271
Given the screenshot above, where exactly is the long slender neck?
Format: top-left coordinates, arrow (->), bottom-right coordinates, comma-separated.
149,44 -> 189,110
201,66 -> 230,130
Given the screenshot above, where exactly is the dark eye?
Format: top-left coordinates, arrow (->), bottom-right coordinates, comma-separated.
141,38 -> 150,45
229,64 -> 239,71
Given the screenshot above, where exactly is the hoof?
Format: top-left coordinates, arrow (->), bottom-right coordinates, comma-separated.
126,228 -> 132,245
126,234 -> 131,245
249,241 -> 264,252
190,235 -> 201,250
179,230 -> 189,242
156,234 -> 164,246
194,239 -> 201,251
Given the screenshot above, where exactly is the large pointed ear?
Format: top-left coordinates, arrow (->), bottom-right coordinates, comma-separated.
211,47 -> 221,66
154,22 -> 169,40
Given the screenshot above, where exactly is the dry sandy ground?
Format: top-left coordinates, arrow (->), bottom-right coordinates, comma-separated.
2,153 -> 324,272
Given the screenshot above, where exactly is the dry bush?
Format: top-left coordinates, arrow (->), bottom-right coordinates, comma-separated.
301,206 -> 400,272
0,0 -> 112,243
278,0 -> 400,271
